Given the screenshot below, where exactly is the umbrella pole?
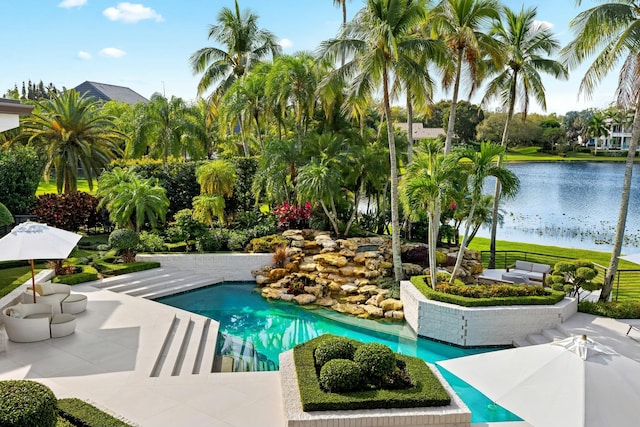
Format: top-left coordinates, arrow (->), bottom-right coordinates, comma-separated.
30,259 -> 36,303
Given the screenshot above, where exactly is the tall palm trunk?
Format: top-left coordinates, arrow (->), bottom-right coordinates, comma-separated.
237,113 -> 250,156
449,200 -> 478,283
601,101 -> 640,301
428,202 -> 441,289
444,50 -> 464,155
407,92 -> 414,163
489,74 -> 517,268
383,66 -> 404,282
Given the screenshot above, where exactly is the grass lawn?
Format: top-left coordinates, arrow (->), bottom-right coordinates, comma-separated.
36,179 -> 96,195
505,146 -> 638,163
468,237 -> 640,300
0,263 -> 46,298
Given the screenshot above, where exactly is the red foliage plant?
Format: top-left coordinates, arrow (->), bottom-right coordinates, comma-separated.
272,202 -> 312,230
31,192 -> 102,231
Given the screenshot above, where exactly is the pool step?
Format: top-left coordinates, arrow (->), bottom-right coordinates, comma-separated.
87,267 -> 220,300
513,327 -> 569,347
150,313 -> 220,378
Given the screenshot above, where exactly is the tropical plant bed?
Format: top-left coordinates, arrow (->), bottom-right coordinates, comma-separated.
293,335 -> 450,411
410,275 -> 565,307
52,262 -> 160,285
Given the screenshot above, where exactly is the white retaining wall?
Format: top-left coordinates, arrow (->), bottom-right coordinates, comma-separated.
401,281 -> 578,347
136,253 -> 273,281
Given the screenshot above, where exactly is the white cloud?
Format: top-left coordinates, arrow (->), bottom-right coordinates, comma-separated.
58,0 -> 87,8
99,47 -> 126,58
77,51 -> 92,60
103,3 -> 164,23
279,38 -> 293,49
533,20 -> 553,30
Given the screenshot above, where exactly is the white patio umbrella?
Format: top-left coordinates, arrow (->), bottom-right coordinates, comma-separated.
437,335 -> 640,427
619,253 -> 640,265
0,221 -> 82,302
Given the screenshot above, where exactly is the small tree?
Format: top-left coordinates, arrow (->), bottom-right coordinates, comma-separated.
0,202 -> 13,228
109,229 -> 140,263
546,259 -> 600,301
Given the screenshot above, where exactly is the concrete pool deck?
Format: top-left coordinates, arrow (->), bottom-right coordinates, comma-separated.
0,274 -> 639,426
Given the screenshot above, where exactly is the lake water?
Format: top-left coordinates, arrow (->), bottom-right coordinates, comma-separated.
476,162 -> 640,254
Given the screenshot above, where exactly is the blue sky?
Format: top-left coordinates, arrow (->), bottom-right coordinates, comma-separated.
0,0 -> 620,115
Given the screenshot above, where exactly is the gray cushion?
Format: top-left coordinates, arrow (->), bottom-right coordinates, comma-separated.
515,261 -> 533,271
531,263 -> 550,273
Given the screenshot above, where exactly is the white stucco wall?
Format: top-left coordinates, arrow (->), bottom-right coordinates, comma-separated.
136,253 -> 273,281
401,281 -> 578,347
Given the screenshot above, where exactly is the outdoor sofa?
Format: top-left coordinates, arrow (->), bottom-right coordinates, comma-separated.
22,283 -> 87,314
1,303 -> 76,342
506,260 -> 552,283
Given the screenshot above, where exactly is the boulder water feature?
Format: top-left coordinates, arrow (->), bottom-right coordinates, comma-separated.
253,230 -> 484,320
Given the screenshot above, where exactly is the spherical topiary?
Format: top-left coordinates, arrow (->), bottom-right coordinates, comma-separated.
0,380 -> 57,427
319,359 -> 362,392
0,202 -> 13,227
353,342 -> 397,383
314,337 -> 356,367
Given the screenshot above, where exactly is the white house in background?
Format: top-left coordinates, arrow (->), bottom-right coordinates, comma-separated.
590,119 -> 633,151
395,122 -> 446,140
0,98 -> 33,132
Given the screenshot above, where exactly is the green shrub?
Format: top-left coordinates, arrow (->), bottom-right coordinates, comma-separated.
109,229 -> 139,263
0,146 -> 44,215
319,359 -> 362,393
98,262 -> 160,276
294,335 -> 450,411
0,202 -> 13,227
57,398 -> 133,427
410,276 -> 565,307
137,231 -> 166,252
353,343 -> 396,383
579,300 -> 640,318
32,192 -> 102,232
227,229 -> 250,251
53,266 -> 98,285
314,337 -> 356,367
195,229 -> 228,252
0,380 -> 57,427
246,234 -> 289,253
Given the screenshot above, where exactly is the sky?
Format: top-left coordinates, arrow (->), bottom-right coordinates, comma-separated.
0,0 -> 622,116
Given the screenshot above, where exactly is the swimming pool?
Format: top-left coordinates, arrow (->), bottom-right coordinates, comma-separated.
157,282 -> 520,423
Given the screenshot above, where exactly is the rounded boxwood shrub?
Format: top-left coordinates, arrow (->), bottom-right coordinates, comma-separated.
109,228 -> 139,263
354,343 -> 396,382
0,202 -> 13,227
314,337 -> 356,367
319,359 -> 362,392
0,380 -> 57,427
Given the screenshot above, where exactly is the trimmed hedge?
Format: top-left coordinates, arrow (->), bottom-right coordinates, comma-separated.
97,261 -> 161,276
0,380 -> 57,427
314,337 -> 356,367
53,266 -> 99,285
410,276 -> 565,307
57,398 -> 133,427
293,334 -> 451,411
319,359 -> 362,392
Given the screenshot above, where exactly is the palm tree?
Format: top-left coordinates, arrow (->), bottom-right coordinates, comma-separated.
129,93 -> 204,165
22,90 -> 124,194
482,5 -> 567,268
332,0 -> 352,26
192,194 -> 226,227
196,160 -> 236,198
99,173 -> 170,232
190,0 -> 281,156
432,0 -> 502,154
586,112 -> 608,150
401,139 -> 458,288
297,160 -> 343,236
449,142 -> 519,283
562,0 -> 640,302
318,0 -> 434,282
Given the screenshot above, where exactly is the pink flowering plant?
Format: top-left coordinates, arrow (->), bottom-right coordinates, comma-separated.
272,202 -> 312,230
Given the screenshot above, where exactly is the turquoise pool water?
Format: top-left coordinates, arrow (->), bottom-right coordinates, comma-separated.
157,282 -> 520,423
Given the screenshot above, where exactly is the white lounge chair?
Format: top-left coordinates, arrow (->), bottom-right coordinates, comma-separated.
1,303 -> 76,342
22,283 -> 87,314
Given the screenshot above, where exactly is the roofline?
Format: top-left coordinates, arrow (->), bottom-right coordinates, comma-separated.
0,98 -> 34,115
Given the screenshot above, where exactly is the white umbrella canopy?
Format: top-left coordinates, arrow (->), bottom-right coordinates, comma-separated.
437,335 -> 640,427
0,221 -> 82,302
619,253 -> 640,265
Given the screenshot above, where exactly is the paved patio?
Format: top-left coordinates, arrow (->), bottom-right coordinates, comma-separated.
0,277 -> 638,426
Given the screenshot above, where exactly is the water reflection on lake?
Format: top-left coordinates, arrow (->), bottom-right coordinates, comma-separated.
477,162 -> 640,254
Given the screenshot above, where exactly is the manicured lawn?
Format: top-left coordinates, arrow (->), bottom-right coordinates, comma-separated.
468,237 -> 640,301
0,263 -> 45,298
36,179 -> 96,195
505,146 -> 638,163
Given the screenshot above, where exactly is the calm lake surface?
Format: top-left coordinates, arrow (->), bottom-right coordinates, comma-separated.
476,162 -> 640,254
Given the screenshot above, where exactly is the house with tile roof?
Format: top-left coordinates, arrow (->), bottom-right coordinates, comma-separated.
74,81 -> 148,106
395,122 -> 446,140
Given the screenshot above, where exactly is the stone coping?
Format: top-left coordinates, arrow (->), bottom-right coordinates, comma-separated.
279,350 -> 471,427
